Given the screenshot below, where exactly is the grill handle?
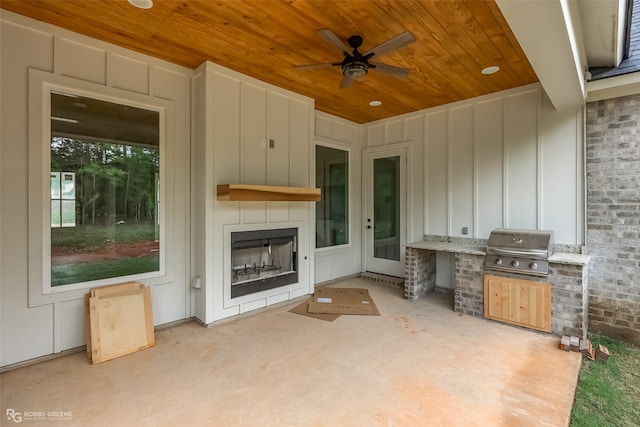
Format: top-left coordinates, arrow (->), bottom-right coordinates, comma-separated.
486,248 -> 549,258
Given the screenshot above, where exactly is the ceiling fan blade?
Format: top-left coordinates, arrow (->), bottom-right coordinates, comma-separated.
339,73 -> 353,89
363,31 -> 416,58
369,62 -> 411,79
293,63 -> 336,71
316,29 -> 350,53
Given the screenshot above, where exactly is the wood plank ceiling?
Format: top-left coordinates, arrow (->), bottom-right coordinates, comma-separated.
1,0 -> 538,124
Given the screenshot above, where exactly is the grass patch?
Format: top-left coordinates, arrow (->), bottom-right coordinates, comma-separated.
570,334 -> 640,426
51,254 -> 159,286
51,223 -> 156,251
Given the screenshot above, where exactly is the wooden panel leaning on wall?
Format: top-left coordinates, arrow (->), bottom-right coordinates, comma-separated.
84,282 -> 155,364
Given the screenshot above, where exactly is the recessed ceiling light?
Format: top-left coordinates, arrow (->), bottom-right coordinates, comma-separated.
481,66 -> 500,75
369,100 -> 382,107
128,0 -> 153,9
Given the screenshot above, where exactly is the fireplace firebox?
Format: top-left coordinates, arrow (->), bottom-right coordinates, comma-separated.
230,228 -> 297,298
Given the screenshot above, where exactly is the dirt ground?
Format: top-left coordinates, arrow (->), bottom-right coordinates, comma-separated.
51,241 -> 159,265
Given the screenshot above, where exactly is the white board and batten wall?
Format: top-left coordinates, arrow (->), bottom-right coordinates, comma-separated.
191,62 -> 315,324
363,83 -> 584,246
314,112 -> 363,284
0,11 -> 191,367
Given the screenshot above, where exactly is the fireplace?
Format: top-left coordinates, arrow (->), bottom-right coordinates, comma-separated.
230,228 -> 298,298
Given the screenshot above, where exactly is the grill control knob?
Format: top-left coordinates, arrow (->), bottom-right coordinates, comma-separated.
511,260 -> 520,267
530,262 -> 538,269
495,259 -> 502,265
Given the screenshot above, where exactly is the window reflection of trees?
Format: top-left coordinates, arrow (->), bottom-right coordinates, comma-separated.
49,92 -> 161,286
51,138 -> 159,226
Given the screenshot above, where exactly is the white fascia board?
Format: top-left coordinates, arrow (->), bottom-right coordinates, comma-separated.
579,0 -> 626,67
587,71 -> 640,102
497,0 -> 586,109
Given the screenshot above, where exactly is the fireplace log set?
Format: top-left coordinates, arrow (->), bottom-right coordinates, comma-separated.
232,263 -> 282,279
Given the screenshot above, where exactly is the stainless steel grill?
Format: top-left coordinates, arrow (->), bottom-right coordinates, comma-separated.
485,229 -> 554,277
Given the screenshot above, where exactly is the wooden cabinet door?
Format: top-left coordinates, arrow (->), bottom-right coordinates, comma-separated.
484,274 -> 551,332
485,276 -> 512,321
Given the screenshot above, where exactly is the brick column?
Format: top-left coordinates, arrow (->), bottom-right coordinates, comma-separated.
404,247 -> 435,300
586,96 -> 640,345
453,253 -> 485,316
549,263 -> 589,338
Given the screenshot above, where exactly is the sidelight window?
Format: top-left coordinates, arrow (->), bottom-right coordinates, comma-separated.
315,145 -> 349,248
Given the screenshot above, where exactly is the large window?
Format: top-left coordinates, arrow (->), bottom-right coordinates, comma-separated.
49,91 -> 161,286
316,145 -> 349,248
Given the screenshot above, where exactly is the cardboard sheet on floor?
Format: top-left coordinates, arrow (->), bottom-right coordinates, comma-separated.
307,287 -> 380,315
289,298 -> 340,321
86,282 -> 155,364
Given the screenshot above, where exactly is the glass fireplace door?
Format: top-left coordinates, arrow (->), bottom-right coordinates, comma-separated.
230,228 -> 297,298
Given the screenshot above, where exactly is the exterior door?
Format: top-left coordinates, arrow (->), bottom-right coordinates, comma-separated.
365,148 -> 406,277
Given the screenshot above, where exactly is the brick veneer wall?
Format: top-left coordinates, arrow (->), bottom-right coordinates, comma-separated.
586,96 -> 640,346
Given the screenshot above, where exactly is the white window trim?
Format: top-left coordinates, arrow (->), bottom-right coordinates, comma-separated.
28,69 -> 173,307
314,141 -> 352,252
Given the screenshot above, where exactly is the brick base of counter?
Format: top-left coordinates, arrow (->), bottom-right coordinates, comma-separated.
483,266 -> 588,338
549,263 -> 588,338
404,249 -> 486,316
404,247 -> 588,337
454,254 -> 485,317
404,247 -> 435,300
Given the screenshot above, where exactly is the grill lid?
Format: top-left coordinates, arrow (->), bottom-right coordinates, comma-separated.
485,229 -> 554,277
486,229 -> 554,257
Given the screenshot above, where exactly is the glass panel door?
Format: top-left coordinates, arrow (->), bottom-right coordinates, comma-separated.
365,148 -> 406,277
373,156 -> 400,261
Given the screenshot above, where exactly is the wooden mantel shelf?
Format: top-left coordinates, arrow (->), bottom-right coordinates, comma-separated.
217,184 -> 321,202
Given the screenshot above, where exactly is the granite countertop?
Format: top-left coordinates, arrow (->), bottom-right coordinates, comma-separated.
406,240 -> 591,266
548,252 -> 591,265
406,240 -> 486,256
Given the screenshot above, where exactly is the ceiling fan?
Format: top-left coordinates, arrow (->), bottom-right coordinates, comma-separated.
294,29 -> 416,89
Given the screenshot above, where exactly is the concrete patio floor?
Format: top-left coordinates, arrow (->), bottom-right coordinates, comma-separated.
1,277 -> 582,426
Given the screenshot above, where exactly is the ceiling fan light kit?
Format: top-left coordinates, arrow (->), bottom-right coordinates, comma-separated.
343,62 -> 368,79
294,29 -> 416,89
